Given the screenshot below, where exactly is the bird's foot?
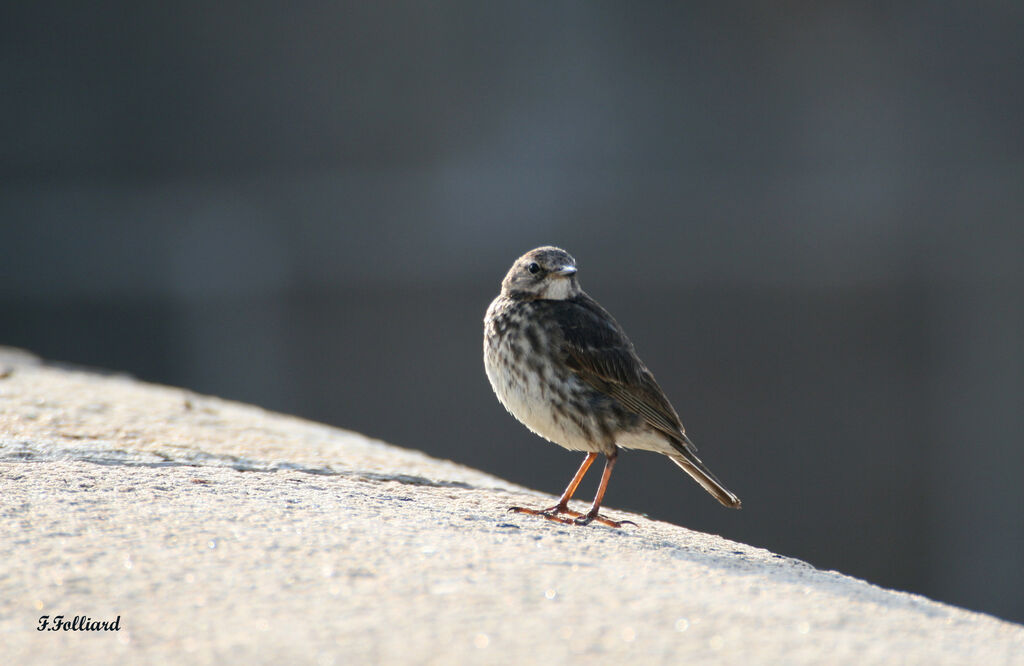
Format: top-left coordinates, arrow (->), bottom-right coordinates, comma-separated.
573,512 -> 636,528
508,505 -> 578,525
508,505 -> 634,528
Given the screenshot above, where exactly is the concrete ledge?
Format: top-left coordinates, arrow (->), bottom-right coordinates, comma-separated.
1,349 -> 1022,664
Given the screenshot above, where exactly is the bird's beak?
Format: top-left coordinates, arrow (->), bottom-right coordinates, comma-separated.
553,265 -> 577,277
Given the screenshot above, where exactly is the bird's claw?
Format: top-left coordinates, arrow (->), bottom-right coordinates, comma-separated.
508,506 -> 575,525
509,505 -> 634,528
573,513 -> 635,528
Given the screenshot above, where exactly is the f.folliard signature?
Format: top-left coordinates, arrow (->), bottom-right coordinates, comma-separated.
37,615 -> 121,631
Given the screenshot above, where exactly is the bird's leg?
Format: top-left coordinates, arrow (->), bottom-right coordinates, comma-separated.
509,452 -> 597,523
545,452 -> 598,515
574,451 -> 635,528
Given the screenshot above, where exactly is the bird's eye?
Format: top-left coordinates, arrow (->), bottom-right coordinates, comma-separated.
527,262 -> 541,274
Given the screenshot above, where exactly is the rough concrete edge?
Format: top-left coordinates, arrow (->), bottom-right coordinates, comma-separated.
2,345 -> 1023,639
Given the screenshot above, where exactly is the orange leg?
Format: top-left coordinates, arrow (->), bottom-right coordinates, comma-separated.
509,452 -> 596,522
509,451 -> 634,528
574,451 -> 633,527
550,451 -> 598,512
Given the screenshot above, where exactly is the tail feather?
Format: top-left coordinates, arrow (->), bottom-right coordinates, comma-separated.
670,449 -> 741,509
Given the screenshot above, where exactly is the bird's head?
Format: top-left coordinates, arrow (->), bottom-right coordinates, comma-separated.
500,246 -> 580,300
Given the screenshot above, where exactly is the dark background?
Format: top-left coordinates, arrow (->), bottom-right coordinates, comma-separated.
2,3 -> 1022,623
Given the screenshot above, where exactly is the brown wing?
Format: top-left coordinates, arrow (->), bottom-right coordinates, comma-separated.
548,294 -> 696,452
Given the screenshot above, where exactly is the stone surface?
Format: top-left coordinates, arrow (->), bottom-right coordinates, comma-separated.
1,348 -> 1022,665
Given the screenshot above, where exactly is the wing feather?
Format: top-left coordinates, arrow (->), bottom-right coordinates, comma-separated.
549,295 -> 695,452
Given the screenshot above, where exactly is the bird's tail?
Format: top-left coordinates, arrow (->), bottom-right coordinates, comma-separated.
670,448 -> 742,509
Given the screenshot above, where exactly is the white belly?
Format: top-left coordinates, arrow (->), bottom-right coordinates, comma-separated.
484,340 -> 598,453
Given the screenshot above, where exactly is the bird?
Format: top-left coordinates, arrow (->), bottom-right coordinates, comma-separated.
483,246 -> 741,527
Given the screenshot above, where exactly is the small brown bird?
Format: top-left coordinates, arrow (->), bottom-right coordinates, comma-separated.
484,246 -> 741,527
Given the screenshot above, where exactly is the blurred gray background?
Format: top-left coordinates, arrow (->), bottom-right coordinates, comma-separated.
2,2 -> 1022,623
